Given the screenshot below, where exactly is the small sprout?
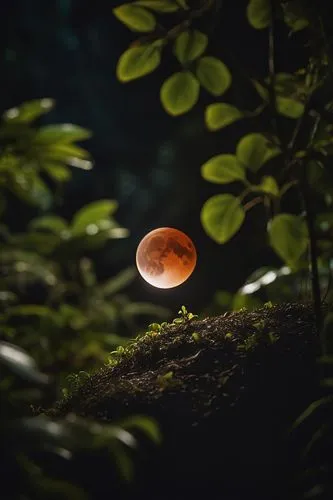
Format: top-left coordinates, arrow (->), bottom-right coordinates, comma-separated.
225,332 -> 233,339
149,323 -> 161,332
187,312 -> 198,320
173,317 -> 183,324
157,371 -> 176,389
264,301 -> 273,308
192,332 -> 200,342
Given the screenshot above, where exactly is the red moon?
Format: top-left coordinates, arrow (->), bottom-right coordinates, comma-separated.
136,227 -> 197,289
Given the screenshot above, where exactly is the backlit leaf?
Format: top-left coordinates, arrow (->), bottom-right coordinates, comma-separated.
276,96 -> 304,118
205,103 -> 244,131
201,154 -> 246,183
160,71 -> 200,116
196,57 -> 231,96
35,124 -> 92,143
71,200 -> 118,235
268,213 -> 308,265
236,133 -> 281,172
117,45 -> 161,82
3,98 -> 55,124
256,175 -> 279,196
247,0 -> 271,29
113,4 -> 156,32
173,30 -> 208,64
201,194 -> 245,244
135,0 -> 180,13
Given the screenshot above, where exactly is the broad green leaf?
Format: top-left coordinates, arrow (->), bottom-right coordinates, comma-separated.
8,173 -> 53,210
268,213 -> 308,265
3,98 -> 55,124
0,341 -> 49,385
71,200 -> 118,234
201,154 -> 246,184
205,103 -> 244,131
256,175 -> 279,196
196,57 -> 231,96
34,124 -> 92,143
201,194 -> 245,244
236,133 -> 281,172
117,45 -> 161,82
173,30 -> 208,64
135,0 -> 179,12
247,0 -> 271,29
276,96 -> 304,118
113,4 -> 156,32
160,71 -> 199,116
29,215 -> 68,234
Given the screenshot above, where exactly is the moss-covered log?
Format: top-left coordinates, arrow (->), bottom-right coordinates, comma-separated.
53,303 -> 321,500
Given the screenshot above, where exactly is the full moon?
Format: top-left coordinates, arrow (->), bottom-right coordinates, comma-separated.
136,227 -> 197,289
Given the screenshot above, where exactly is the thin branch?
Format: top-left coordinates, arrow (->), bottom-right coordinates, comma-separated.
302,112 -> 322,334
268,0 -> 278,138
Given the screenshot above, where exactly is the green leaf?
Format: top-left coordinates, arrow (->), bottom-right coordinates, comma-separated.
196,57 -> 231,96
201,154 -> 246,184
173,30 -> 208,64
3,98 -> 55,124
102,267 -> 137,296
291,396 -> 333,431
43,163 -> 72,183
116,45 -> 161,82
268,213 -> 308,265
236,133 -> 281,172
34,124 -> 92,143
8,173 -> 53,210
205,103 -> 244,131
121,416 -> 162,444
71,200 -> 118,235
256,175 -> 279,196
201,194 -> 245,244
0,341 -> 49,385
113,4 -> 156,32
29,216 -> 68,234
160,71 -> 200,116
282,3 -> 309,32
251,79 -> 269,100
41,143 -> 93,170
276,96 -> 304,118
135,0 -> 180,12
247,0 -> 271,29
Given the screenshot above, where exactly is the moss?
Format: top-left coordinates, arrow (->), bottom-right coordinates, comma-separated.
51,303 -> 322,500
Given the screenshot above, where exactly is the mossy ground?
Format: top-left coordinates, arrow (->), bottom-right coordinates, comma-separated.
53,303 -> 321,500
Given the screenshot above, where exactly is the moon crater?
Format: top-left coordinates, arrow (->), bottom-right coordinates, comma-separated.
136,228 -> 197,289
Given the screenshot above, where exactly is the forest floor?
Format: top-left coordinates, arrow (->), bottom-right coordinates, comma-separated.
52,302 -> 322,500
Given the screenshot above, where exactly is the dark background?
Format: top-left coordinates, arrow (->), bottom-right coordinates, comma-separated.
0,0 -> 306,312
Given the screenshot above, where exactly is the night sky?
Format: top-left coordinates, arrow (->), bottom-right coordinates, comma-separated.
0,0 -> 305,312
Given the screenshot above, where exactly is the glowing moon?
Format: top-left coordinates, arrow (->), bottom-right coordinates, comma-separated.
136,227 -> 197,289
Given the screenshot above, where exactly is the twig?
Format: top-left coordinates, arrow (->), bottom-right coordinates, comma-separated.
301,112 -> 322,333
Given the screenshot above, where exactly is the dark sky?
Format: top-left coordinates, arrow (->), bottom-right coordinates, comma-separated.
0,0 -> 308,311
